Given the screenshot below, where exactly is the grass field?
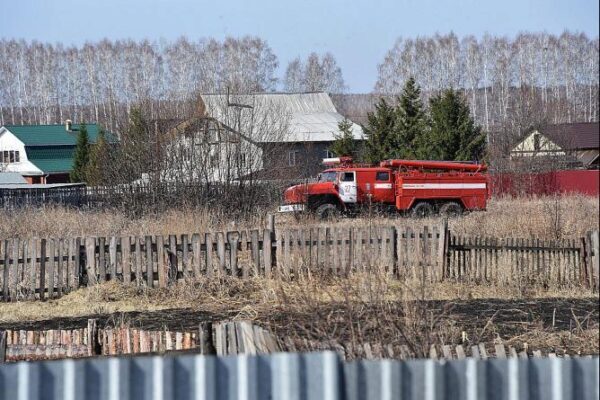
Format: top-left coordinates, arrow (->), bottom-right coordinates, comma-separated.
0,195 -> 598,239
0,194 -> 598,357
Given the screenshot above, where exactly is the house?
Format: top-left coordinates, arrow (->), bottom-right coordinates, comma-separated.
199,92 -> 364,179
0,123 -> 114,183
510,122 -> 599,169
152,116 -> 263,184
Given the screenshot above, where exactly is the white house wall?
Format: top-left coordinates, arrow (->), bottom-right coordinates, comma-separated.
0,127 -> 43,175
161,135 -> 263,183
511,130 -> 566,156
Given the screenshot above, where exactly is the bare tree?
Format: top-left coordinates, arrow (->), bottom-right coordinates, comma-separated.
283,52 -> 345,93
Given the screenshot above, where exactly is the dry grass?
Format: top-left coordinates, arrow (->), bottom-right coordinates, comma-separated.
0,195 -> 597,240
0,272 -> 597,356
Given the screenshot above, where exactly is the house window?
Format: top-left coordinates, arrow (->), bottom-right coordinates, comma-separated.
288,150 -> 299,166
324,149 -> 335,158
376,171 -> 390,181
1,150 -> 19,164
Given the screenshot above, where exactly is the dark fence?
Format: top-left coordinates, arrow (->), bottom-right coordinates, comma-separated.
0,181 -> 289,213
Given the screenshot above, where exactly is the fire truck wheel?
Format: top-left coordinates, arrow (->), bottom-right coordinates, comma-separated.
411,202 -> 434,218
439,201 -> 463,217
316,203 -> 340,220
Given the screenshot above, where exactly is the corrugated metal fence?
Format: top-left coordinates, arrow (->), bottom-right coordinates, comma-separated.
0,351 -> 597,400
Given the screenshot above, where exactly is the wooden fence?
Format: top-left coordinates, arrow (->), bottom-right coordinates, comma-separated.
0,319 -> 586,363
1,224 -> 598,301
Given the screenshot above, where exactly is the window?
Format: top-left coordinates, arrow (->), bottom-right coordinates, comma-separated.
318,171 -> 337,182
340,171 -> 355,182
324,149 -> 334,158
288,150 -> 299,166
376,171 -> 390,181
1,150 -> 19,164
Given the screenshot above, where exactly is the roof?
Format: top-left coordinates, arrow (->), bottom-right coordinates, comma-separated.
0,172 -> 27,184
2,123 -> 115,146
539,122 -> 599,150
26,146 -> 74,173
200,92 -> 364,143
0,182 -> 84,189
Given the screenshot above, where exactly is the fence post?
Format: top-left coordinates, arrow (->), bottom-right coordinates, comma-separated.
87,319 -> 99,356
85,237 -> 97,286
268,214 -> 277,272
0,330 -> 6,363
590,230 -> 599,291
438,218 -> 449,282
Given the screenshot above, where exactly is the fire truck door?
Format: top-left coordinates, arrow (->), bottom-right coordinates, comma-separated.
339,171 -> 357,203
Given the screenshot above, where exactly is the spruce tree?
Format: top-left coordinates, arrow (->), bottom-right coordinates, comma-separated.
85,128 -> 109,186
362,97 -> 396,163
428,89 -> 486,161
330,119 -> 357,157
70,124 -> 90,183
389,77 -> 429,159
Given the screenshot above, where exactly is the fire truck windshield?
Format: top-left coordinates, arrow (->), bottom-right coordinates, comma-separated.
318,171 -> 337,182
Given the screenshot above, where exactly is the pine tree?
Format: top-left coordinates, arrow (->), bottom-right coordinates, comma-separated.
85,128 -> 109,185
362,98 -> 396,163
428,89 -> 486,161
330,119 -> 357,157
70,124 -> 90,183
389,77 -> 429,159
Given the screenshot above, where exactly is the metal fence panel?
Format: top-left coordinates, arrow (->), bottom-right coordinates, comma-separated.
0,352 -> 598,400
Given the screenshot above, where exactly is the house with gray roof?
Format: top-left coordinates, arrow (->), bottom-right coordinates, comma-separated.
199,92 -> 364,179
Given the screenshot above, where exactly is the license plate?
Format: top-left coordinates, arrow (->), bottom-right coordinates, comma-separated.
278,204 -> 305,213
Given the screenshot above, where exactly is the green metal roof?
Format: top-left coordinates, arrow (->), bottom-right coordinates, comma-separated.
3,123 -> 115,146
25,146 -> 74,173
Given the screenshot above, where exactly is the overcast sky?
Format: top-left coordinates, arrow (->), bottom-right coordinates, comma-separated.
1,0 -> 598,92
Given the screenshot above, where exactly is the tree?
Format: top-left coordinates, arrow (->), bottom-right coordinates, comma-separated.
427,89 -> 486,161
85,128 -> 109,185
283,52 -> 345,93
330,119 -> 357,157
389,77 -> 429,159
362,98 -> 396,163
70,124 -> 90,182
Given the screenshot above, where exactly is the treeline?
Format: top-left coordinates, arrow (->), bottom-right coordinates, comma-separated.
0,37 -> 343,132
332,79 -> 485,164
0,31 -> 597,137
375,32 -> 599,130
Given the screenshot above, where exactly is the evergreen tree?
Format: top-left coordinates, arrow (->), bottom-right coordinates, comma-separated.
85,128 -> 109,186
362,98 -> 396,163
330,119 -> 357,157
120,108 -> 153,180
70,124 -> 90,183
427,89 -> 486,161
389,77 -> 429,159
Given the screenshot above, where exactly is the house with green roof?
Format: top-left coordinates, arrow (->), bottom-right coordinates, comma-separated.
0,122 -> 115,183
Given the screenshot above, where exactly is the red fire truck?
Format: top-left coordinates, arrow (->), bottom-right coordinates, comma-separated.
278,157 -> 489,219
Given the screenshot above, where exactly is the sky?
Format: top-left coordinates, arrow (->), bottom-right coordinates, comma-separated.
1,0 -> 598,92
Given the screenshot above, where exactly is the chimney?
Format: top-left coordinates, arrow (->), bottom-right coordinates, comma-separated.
65,119 -> 72,132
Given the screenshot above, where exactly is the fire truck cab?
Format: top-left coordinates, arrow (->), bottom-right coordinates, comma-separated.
279,157 -> 489,219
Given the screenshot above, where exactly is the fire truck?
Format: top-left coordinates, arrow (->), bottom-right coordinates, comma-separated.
278,157 -> 489,219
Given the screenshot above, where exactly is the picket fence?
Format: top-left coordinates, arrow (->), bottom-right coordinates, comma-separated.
0,223 -> 598,301
0,319 -> 580,364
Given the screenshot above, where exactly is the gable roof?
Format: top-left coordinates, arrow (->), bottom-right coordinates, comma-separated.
3,123 -> 115,146
200,92 -> 364,143
539,122 -> 599,150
